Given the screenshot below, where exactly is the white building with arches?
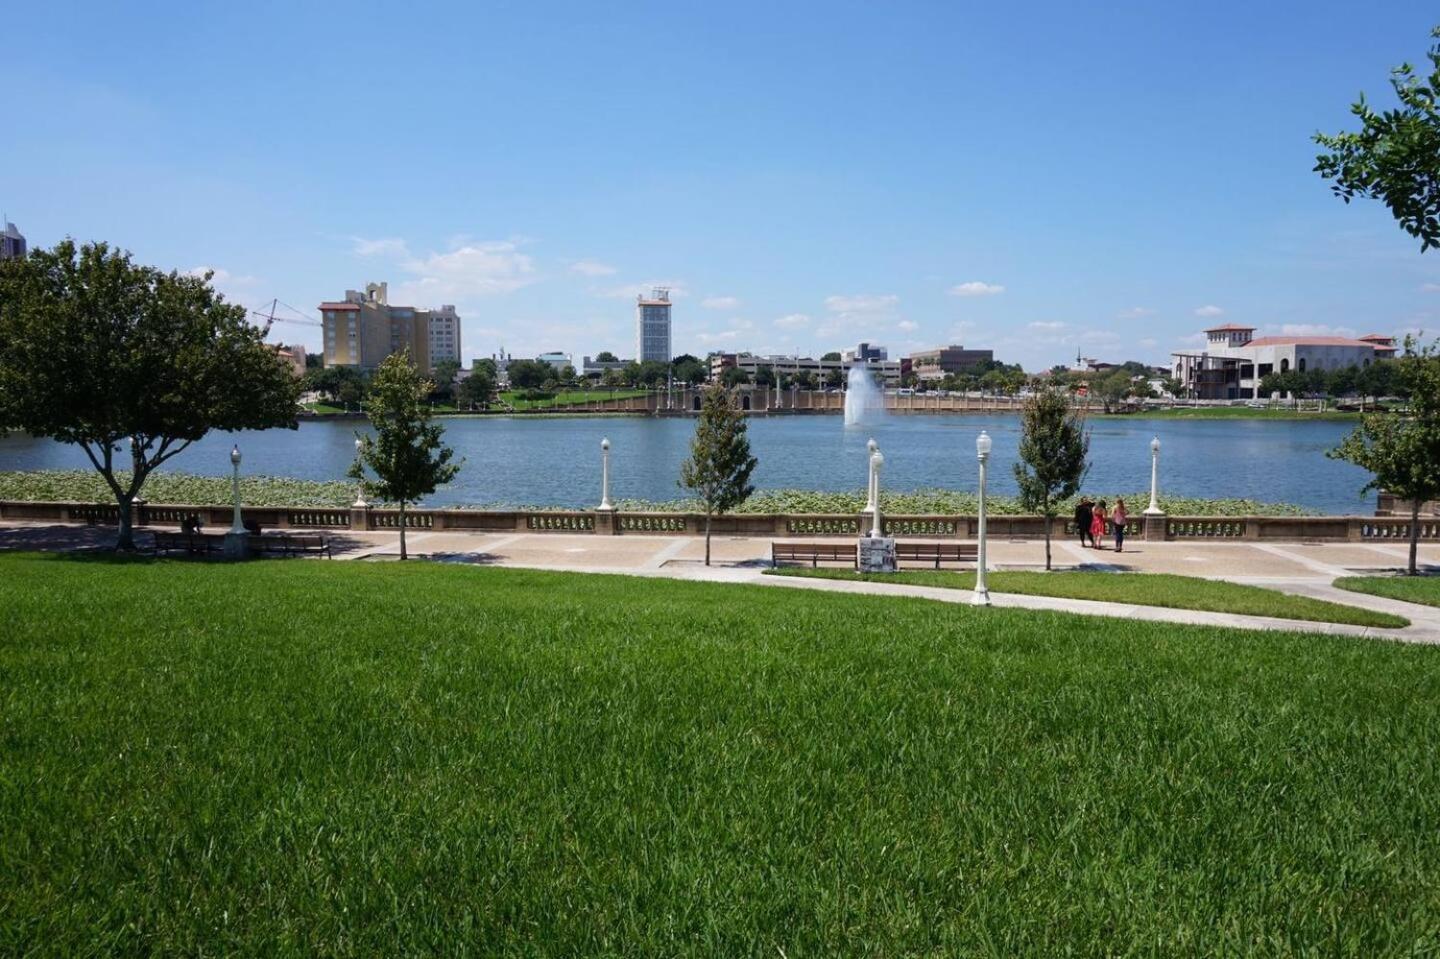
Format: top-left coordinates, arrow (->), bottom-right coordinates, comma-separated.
1171,324 -> 1396,399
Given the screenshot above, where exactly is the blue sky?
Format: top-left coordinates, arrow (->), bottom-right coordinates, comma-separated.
5,1 -> 1439,370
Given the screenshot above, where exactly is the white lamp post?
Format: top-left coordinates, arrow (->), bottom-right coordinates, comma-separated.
1144,435 -> 1163,515
971,430 -> 992,607
869,450 -> 885,539
599,437 -> 614,511
864,438 -> 879,512
352,437 -> 368,508
229,444 -> 245,535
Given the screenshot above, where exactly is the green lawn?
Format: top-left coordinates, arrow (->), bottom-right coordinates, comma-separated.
4,555 -> 1440,953
499,389 -> 647,410
768,568 -> 1408,628
1130,405 -> 1359,421
1335,574 -> 1440,609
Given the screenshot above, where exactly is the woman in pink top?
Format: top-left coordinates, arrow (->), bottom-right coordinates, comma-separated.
1112,498 -> 1129,553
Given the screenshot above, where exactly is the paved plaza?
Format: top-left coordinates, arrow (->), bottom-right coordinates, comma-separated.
5,519 -> 1439,644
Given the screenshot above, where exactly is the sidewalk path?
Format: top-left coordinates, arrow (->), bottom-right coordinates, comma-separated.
5,521 -> 1439,644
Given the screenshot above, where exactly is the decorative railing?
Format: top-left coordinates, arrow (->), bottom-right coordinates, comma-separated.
527,514 -> 595,532
1168,520 -> 1247,538
289,510 -> 351,528
787,517 -> 859,536
620,515 -> 687,532
1361,521 -> 1440,540
884,518 -> 958,537
371,511 -> 433,529
74,505 -> 119,525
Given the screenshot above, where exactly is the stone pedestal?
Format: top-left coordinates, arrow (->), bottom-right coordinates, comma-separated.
222,531 -> 252,561
1143,512 -> 1166,542
858,536 -> 897,573
594,509 -> 618,535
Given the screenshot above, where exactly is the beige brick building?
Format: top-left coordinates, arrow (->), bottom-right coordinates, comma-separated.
319,282 -> 458,373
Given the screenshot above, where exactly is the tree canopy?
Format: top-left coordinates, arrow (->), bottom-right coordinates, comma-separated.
680,382 -> 757,565
0,240 -> 300,549
1315,26 -> 1440,251
1014,387 -> 1090,570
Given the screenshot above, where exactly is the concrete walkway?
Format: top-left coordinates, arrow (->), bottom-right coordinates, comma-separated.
5,520 -> 1439,644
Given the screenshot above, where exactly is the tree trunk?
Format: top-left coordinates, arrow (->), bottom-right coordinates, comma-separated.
399,501 -> 408,561
1409,499 -> 1421,576
704,510 -> 712,566
1043,513 -> 1052,571
116,492 -> 136,552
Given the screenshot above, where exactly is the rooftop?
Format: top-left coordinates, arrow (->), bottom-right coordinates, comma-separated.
1204,323 -> 1256,333
1244,335 -> 1388,348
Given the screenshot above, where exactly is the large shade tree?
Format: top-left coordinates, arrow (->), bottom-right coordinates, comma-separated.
0,241 -> 301,550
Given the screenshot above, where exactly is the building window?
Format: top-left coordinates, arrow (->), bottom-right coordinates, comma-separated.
1281,359 -> 1290,372
1297,358 -> 1306,372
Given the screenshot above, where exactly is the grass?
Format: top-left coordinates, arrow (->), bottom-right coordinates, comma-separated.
4,555 -> 1440,953
767,567 -> 1409,628
1132,405 -> 1360,421
1335,574 -> 1440,609
498,388 -> 647,410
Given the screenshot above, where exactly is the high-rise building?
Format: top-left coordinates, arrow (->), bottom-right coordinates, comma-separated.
0,221 -> 26,260
843,342 -> 888,362
318,281 -> 457,373
428,304 -> 462,366
636,288 -> 672,363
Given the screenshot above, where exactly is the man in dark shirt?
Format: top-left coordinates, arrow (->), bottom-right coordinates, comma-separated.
1074,498 -> 1094,548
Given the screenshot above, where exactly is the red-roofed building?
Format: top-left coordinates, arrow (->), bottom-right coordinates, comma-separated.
1173,325 -> 1395,399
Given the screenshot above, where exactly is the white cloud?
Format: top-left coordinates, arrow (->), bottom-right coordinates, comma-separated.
824,293 -> 899,313
1027,321 -> 1066,332
1176,332 -> 1208,348
702,295 -> 741,310
187,265 -> 257,287
1117,306 -> 1155,319
350,236 -> 410,258
1193,305 -> 1225,318
775,313 -> 811,329
1269,323 -> 1358,338
569,259 -> 617,277
393,241 -> 538,303
948,281 -> 1005,297
695,330 -> 742,345
896,319 -> 918,332
1421,283 -> 1440,293
1079,329 -> 1121,344
1138,337 -> 1158,349
596,281 -> 688,300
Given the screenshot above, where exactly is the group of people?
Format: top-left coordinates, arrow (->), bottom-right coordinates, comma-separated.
1073,497 -> 1129,552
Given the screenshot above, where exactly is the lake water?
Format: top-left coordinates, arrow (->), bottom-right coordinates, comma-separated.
0,414 -> 1378,513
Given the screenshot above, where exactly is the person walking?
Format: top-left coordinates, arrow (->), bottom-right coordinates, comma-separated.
1074,497 -> 1094,548
1112,497 -> 1128,553
1091,499 -> 1108,549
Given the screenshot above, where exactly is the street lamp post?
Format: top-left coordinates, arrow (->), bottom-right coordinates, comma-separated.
352,437 -> 368,508
971,430 -> 992,606
863,438 -> 879,513
229,444 -> 245,535
1145,436 -> 1163,515
869,450 -> 885,539
599,437 -> 614,511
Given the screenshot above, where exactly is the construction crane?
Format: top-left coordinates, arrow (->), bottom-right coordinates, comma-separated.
246,299 -> 322,331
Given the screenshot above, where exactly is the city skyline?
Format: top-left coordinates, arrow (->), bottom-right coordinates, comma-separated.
6,2 -> 1440,371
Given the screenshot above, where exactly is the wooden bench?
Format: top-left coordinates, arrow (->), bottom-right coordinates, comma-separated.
152,531 -> 226,557
771,542 -> 858,568
894,541 -> 978,569
251,533 -> 332,559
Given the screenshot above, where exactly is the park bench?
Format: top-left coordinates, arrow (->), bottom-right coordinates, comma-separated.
251,533 -> 333,559
894,541 -> 978,569
152,531 -> 226,557
771,542 -> 859,568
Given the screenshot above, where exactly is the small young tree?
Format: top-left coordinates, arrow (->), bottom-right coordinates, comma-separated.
680,382 -> 758,565
1014,387 -> 1090,570
1329,339 -> 1440,574
0,241 -> 300,550
351,351 -> 460,560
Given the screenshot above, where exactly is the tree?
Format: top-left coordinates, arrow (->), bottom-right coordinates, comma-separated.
821,351 -> 842,362
679,382 -> 757,565
1160,375 -> 1185,399
351,351 -> 460,560
456,366 -> 496,409
1316,26 -> 1440,252
1014,387 -> 1090,570
721,366 -> 751,387
672,357 -> 707,385
506,358 -> 550,390
824,368 -> 845,389
429,358 -> 461,404
1329,338 -> 1440,574
595,350 -> 619,363
753,366 -> 776,387
0,241 -> 300,550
